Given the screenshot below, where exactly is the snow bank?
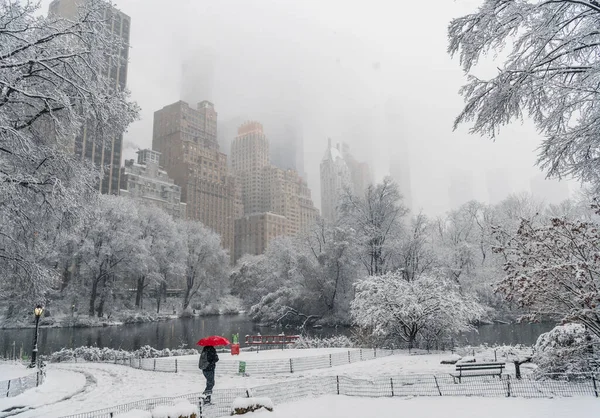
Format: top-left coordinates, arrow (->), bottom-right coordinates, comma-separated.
242,395 -> 600,418
115,409 -> 152,418
231,397 -> 274,415
151,400 -> 197,418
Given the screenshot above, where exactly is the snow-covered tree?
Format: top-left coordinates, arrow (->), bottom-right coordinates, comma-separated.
494,215 -> 600,338
339,177 -> 408,276
74,196 -> 145,317
533,323 -> 600,377
134,205 -> 184,310
178,220 -> 228,311
388,213 -> 436,282
0,0 -> 137,303
299,220 -> 360,319
351,272 -> 483,347
448,0 -> 600,187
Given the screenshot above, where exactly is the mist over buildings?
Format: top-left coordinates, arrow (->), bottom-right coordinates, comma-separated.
40,0 -> 579,215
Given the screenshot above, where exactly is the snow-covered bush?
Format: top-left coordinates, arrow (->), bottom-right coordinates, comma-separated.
151,400 -> 198,418
198,295 -> 243,315
533,323 -> 600,377
231,397 -> 274,415
292,335 -> 353,349
47,345 -> 197,363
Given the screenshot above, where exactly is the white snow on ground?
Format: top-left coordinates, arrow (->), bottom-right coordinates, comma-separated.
0,363 -> 33,380
246,395 -> 600,418
0,368 -> 86,417
0,349 -> 542,417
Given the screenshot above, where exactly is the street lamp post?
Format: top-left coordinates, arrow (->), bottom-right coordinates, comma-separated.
29,305 -> 44,368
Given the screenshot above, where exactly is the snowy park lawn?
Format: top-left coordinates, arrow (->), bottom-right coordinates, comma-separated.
0,363 -> 33,380
0,348 -> 539,417
246,395 -> 600,418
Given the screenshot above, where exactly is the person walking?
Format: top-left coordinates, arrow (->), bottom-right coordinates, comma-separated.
199,345 -> 219,403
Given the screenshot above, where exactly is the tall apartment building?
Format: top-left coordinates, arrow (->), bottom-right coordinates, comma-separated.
120,149 -> 186,219
232,122 -> 318,261
320,139 -> 352,222
231,122 -> 270,214
152,100 -> 239,255
49,0 -> 130,194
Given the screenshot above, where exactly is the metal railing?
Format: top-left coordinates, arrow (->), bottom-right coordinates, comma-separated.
0,366 -> 45,398
58,372 -> 600,418
102,348 -> 394,375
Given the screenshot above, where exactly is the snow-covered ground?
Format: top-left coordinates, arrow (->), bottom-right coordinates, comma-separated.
0,348 -> 575,418
246,395 -> 600,418
0,363 -> 32,380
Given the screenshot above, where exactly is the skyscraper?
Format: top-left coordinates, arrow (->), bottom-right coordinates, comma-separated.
231,122 -> 318,261
341,143 -> 373,196
231,122 -> 270,214
49,0 -> 130,194
152,100 -> 239,256
320,139 -> 352,222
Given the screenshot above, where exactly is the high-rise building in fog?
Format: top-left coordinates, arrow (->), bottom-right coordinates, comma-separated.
152,100 -> 239,256
341,143 -> 373,195
231,122 -> 270,214
320,139 -> 352,222
385,97 -> 413,212
530,173 -> 571,205
448,169 -> 475,209
231,122 -> 318,261
486,169 -> 512,204
270,123 -> 305,178
49,0 -> 130,195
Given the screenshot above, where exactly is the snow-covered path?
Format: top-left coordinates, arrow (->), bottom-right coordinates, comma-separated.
0,349 -> 548,418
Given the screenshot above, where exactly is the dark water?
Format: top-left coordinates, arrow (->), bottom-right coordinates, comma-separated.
0,315 -> 556,357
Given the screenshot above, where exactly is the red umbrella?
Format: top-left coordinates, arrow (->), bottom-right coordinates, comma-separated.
197,336 -> 231,347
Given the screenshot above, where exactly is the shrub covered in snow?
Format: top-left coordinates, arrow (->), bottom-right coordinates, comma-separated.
292,335 -> 354,349
533,323 -> 600,377
46,345 -> 198,363
231,397 -> 274,415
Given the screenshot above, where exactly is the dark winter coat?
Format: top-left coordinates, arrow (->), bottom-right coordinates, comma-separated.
199,346 -> 219,371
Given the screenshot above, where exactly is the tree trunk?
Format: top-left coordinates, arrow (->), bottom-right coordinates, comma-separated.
156,285 -> 161,314
182,286 -> 191,311
97,296 -> 105,318
135,276 -> 145,308
89,279 -> 99,317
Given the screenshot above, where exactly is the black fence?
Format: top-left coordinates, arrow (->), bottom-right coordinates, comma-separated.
0,366 -> 45,398
101,348 -> 395,375
57,373 -> 600,418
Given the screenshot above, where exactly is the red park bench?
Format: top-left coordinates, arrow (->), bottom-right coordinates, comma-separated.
245,334 -> 300,348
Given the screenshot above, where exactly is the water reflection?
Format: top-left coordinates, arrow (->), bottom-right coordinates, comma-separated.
0,315 -> 556,356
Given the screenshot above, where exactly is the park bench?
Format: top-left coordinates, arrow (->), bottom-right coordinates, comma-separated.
450,362 -> 506,383
245,335 -> 299,350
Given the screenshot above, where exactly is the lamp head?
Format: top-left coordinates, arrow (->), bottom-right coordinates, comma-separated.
34,305 -> 43,317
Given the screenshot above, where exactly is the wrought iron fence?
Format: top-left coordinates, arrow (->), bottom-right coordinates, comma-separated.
0,366 -> 45,398
57,372 -> 599,418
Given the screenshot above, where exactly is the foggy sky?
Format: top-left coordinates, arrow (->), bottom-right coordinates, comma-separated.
42,0 -> 579,215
